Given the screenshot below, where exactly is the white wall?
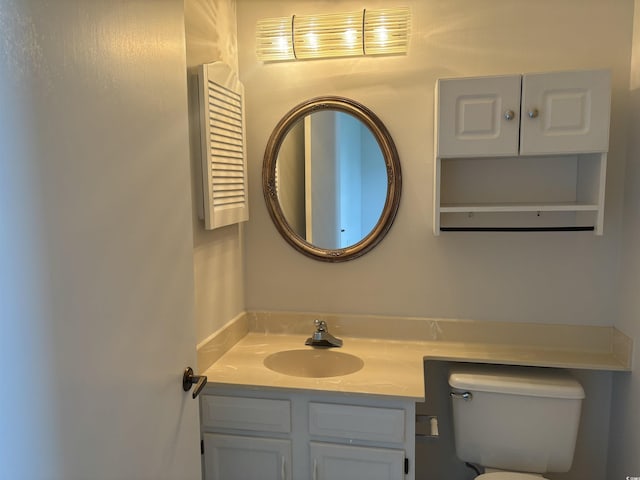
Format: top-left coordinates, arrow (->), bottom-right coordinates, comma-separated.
184,0 -> 246,346
607,2 -> 640,478
239,0 -> 634,326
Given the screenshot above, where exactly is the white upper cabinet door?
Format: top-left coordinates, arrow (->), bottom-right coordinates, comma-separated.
520,70 -> 611,155
437,75 -> 522,158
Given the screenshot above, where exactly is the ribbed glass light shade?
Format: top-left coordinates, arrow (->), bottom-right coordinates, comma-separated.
293,11 -> 363,60
256,16 -> 295,61
255,8 -> 410,62
364,7 -> 411,55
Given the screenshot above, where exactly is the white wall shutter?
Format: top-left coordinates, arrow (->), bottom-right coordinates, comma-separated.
198,62 -> 249,229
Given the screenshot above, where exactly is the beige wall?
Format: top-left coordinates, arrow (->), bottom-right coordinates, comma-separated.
607,2 -> 640,478
185,0 -> 246,345
239,0 -> 633,326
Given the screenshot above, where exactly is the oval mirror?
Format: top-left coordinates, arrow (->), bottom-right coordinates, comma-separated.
263,96 -> 401,262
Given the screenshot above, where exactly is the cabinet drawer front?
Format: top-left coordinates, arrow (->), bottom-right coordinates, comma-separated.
309,402 -> 405,443
201,395 -> 291,433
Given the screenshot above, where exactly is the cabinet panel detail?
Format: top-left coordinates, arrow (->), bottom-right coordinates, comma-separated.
201,395 -> 291,433
457,95 -> 499,136
310,442 -> 405,480
309,402 -> 405,443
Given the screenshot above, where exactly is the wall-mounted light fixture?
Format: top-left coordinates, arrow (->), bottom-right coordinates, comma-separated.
256,7 -> 411,62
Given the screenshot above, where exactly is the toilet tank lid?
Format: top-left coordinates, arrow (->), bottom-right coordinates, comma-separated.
448,365 -> 585,399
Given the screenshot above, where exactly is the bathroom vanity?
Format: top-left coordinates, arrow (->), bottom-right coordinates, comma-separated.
201,387 -> 415,480
199,327 -> 427,480
199,312 -> 632,480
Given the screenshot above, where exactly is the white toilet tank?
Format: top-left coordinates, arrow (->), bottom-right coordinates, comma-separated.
449,364 -> 585,474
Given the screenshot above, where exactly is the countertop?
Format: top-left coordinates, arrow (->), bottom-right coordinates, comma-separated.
202,322 -> 632,401
204,333 -> 427,400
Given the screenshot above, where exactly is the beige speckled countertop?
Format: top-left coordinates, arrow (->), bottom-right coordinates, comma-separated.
200,312 -> 633,401
203,333 -> 428,400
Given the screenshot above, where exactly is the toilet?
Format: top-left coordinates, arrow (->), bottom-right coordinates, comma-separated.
448,364 -> 585,479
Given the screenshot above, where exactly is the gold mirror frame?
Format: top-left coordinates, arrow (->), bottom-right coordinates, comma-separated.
262,96 -> 402,262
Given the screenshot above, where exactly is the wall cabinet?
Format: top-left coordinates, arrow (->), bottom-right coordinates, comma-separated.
200,387 -> 416,480
434,69 -> 611,234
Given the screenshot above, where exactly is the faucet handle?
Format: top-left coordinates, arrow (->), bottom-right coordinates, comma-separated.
306,319 -> 342,348
314,319 -> 327,332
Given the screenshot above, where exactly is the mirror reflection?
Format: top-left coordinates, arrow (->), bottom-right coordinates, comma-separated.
276,110 -> 388,250
263,96 -> 401,262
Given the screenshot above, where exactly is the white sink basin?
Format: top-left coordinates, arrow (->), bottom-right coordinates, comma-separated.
263,349 -> 364,378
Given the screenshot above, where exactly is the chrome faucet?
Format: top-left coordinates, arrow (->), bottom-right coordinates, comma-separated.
305,319 -> 343,348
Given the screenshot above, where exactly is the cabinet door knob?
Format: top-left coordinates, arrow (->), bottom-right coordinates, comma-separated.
504,109 -> 515,120
528,108 -> 539,119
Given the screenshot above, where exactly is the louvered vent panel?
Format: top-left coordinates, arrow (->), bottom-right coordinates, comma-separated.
198,62 -> 249,230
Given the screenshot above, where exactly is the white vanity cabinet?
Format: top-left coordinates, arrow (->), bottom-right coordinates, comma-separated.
200,387 -> 416,480
434,69 -> 611,234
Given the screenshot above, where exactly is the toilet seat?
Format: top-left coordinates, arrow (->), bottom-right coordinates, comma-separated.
476,473 -> 547,480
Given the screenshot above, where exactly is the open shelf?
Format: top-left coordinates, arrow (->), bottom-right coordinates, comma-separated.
439,202 -> 600,213
434,153 -> 606,235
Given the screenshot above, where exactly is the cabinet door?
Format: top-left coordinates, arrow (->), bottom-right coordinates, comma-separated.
310,442 -> 405,480
520,69 -> 611,155
436,75 -> 521,158
203,433 -> 291,480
